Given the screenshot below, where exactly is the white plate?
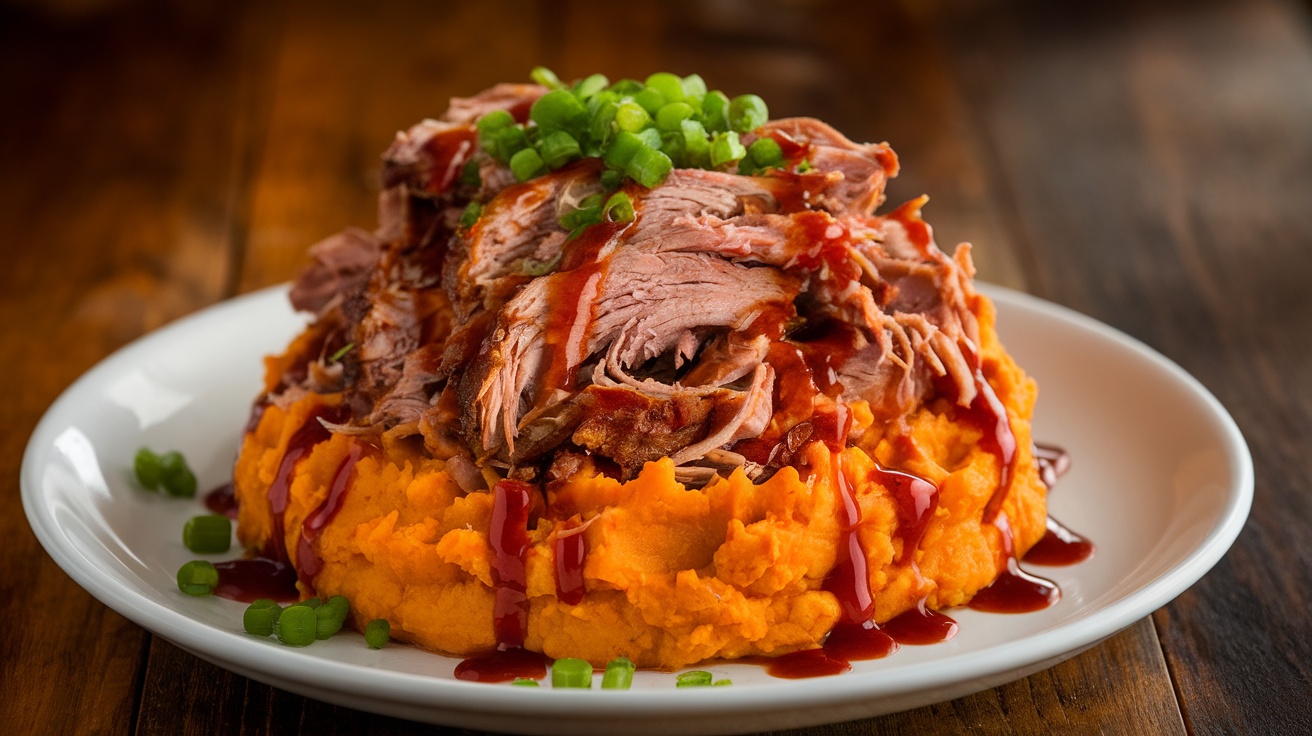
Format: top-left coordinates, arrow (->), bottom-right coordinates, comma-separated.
22,283 -> 1252,735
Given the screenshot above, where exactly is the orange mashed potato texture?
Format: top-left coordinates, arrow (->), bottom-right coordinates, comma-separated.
234,296 -> 1044,670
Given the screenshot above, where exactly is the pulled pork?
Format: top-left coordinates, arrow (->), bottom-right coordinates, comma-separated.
267,84 -> 983,485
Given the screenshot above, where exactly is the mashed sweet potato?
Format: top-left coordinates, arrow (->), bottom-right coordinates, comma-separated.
234,294 -> 1045,670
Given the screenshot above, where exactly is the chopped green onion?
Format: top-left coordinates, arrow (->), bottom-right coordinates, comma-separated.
182,515 -> 231,554
680,120 -> 711,169
681,74 -> 708,99
365,618 -> 390,648
710,131 -> 747,168
243,599 -> 281,636
645,72 -> 686,104
158,451 -> 196,498
552,658 -> 593,688
328,342 -> 355,363
510,147 -> 548,182
459,201 -> 483,230
601,657 -> 635,689
486,125 -> 530,163
602,191 -> 635,223
176,560 -> 218,596
713,678 -> 732,686
512,678 -> 541,687
609,78 -> 644,95
747,137 -> 784,169
626,146 -> 672,189
603,130 -> 646,171
460,159 -> 481,188
134,447 -> 162,491
559,193 -> 603,232
530,89 -> 588,135
634,127 -> 662,149
315,595 -> 350,639
530,66 -> 564,89
729,94 -> 768,133
633,86 -> 666,115
700,91 -> 731,133
655,102 -> 695,132
538,130 -> 582,169
614,101 -> 651,133
675,670 -> 714,688
476,109 -> 515,134
573,73 -> 610,99
599,169 -> 624,191
276,604 -> 316,646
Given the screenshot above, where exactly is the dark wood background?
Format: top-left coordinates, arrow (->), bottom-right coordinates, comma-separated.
3,0 -> 1310,733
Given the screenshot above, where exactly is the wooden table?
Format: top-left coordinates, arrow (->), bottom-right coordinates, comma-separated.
4,0 -> 1309,732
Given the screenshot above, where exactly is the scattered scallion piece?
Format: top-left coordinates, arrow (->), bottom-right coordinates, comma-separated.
530,66 -> 564,89
551,658 -> 593,688
243,599 -> 282,637
134,447 -> 162,490
365,618 -> 390,649
675,670 -> 714,688
539,130 -> 582,169
315,595 -> 350,640
509,147 -> 548,182
709,131 -> 747,168
601,657 -> 635,689
602,191 -> 635,223
458,201 -> 483,230
512,678 -> 541,687
182,515 -> 231,554
276,604 -> 317,646
176,560 -> 218,596
728,94 -> 768,133
713,678 -> 733,686
700,91 -> 731,133
746,137 -> 784,171
158,451 -> 197,498
328,342 -> 355,363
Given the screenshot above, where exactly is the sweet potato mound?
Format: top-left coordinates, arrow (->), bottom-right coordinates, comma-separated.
233,295 -> 1044,669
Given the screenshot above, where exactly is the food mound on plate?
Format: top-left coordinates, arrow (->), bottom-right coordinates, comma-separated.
232,71 -> 1048,670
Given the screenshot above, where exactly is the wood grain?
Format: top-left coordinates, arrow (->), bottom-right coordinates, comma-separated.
932,0 -> 1312,731
0,1 -> 276,733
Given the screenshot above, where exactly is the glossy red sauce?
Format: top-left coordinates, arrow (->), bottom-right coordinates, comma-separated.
554,526 -> 587,606
881,601 -> 959,645
820,457 -> 874,624
489,479 -> 534,647
958,368 -> 1017,524
454,647 -> 549,683
212,558 -> 299,603
418,127 -> 478,194
760,170 -> 830,213
968,514 -> 1060,613
265,405 -> 344,561
204,483 -> 239,520
295,442 -> 365,582
872,465 -> 939,564
536,218 -> 630,401
1024,516 -> 1095,566
752,622 -> 897,679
